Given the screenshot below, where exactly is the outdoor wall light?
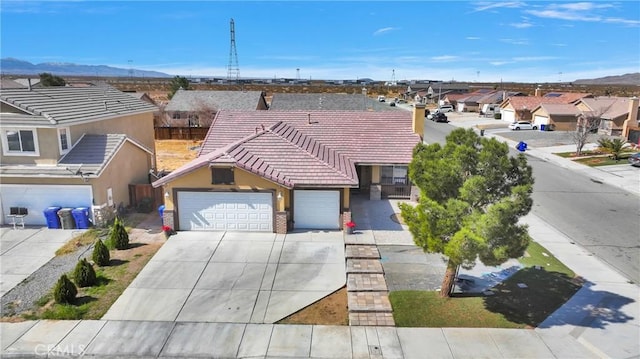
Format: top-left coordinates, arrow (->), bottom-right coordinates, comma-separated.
277,191 -> 283,201
164,191 -> 170,198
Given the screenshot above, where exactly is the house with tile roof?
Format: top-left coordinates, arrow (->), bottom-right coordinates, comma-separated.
0,86 -> 157,226
500,92 -> 592,123
269,93 -> 399,112
164,89 -> 268,127
575,97 -> 640,136
153,106 -> 427,234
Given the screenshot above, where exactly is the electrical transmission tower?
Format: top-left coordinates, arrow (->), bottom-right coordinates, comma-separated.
227,18 -> 240,81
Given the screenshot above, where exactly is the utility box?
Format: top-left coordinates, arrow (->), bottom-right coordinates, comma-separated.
43,206 -> 62,229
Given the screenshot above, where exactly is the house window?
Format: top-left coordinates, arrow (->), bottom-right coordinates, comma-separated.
381,165 -> 408,185
58,128 -> 71,154
2,129 -> 39,156
211,167 -> 234,185
172,112 -> 181,120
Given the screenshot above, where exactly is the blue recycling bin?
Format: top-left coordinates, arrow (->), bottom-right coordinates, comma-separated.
43,206 -> 62,229
540,124 -> 546,131
517,141 -> 528,152
72,207 -> 90,229
158,204 -> 165,224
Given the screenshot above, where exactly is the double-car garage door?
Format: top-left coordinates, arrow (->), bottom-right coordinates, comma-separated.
176,190 -> 340,232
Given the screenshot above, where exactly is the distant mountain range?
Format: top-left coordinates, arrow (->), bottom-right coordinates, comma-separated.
0,58 -> 172,78
574,73 -> 640,85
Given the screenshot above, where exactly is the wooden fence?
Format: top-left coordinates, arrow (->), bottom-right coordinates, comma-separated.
154,127 -> 209,140
128,184 -> 164,211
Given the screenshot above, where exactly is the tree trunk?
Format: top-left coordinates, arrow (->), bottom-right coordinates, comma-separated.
440,260 -> 458,298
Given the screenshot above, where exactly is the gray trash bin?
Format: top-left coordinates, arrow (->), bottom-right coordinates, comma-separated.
57,208 -> 76,229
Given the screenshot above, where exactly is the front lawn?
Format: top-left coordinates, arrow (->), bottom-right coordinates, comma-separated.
390,241 -> 583,328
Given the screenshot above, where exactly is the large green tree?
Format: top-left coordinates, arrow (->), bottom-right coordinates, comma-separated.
39,72 -> 66,86
168,75 -> 190,99
399,128 -> 534,297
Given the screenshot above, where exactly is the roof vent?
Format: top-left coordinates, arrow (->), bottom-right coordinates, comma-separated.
308,113 -> 311,124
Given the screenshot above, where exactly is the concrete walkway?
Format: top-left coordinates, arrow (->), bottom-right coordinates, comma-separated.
0,228 -> 82,297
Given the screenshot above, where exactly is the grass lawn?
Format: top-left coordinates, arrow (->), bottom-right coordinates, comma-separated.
390,241 -> 583,328
572,155 -> 632,167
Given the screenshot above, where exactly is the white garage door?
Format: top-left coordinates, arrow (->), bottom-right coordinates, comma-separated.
177,191 -> 273,231
294,190 -> 340,229
0,184 -> 93,225
502,109 -> 515,123
534,115 -> 549,125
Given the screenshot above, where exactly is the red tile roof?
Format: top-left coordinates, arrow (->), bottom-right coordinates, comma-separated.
200,110 -> 421,165
502,93 -> 591,111
154,110 -> 420,188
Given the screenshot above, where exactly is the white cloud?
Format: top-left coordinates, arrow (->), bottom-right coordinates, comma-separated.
466,36 -> 481,40
510,22 -> 533,28
555,2 -> 613,11
490,61 -> 513,66
430,55 -> 459,62
500,38 -> 529,45
471,2 -> 524,13
525,2 -> 639,26
373,27 -> 397,36
511,56 -> 559,62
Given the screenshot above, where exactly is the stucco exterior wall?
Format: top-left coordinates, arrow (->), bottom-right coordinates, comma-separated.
90,141 -> 152,206
1,127 -> 59,165
70,112 -> 155,151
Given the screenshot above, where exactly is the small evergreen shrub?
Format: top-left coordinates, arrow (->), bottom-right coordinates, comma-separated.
92,239 -> 110,266
53,274 -> 77,304
73,258 -> 97,287
109,216 -> 129,250
136,197 -> 154,213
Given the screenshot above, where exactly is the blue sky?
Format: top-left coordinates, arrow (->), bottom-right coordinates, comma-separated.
1,1 -> 639,82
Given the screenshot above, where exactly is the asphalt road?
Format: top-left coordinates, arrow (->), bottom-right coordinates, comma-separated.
424,120 -> 640,284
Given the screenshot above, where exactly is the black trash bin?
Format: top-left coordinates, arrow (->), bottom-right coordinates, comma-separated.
43,206 -> 62,229
58,208 -> 76,229
72,207 -> 90,229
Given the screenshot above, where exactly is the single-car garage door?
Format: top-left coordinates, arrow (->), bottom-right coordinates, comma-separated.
177,191 -> 273,231
0,184 -> 93,226
294,190 -> 340,229
502,109 -> 515,123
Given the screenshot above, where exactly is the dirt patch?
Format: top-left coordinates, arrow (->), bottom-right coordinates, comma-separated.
155,140 -> 202,171
277,287 -> 349,325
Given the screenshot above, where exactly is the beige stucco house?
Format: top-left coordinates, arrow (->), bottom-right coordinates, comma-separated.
0,86 -> 157,226
153,106 -> 426,234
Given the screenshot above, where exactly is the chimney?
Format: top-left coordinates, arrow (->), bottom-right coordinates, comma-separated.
412,103 -> 425,139
622,97 -> 639,139
534,87 -> 542,97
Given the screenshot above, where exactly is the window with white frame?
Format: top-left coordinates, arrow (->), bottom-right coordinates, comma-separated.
2,129 -> 39,156
58,128 -> 71,154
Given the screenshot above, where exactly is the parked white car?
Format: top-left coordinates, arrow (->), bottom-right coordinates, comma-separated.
438,105 -> 454,113
508,121 -> 538,130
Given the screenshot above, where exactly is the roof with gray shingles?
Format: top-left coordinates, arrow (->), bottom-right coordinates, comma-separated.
269,93 -> 400,112
165,90 -> 266,112
1,134 -> 151,178
0,86 -> 157,126
0,79 -> 26,89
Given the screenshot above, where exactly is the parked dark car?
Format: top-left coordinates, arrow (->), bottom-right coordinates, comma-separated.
629,152 -> 640,167
430,112 -> 448,123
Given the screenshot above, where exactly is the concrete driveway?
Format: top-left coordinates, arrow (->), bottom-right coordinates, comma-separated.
103,230 -> 345,323
0,227 -> 80,296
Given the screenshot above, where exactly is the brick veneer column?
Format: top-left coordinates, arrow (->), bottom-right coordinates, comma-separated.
342,211 -> 352,231
163,210 -> 175,230
275,211 -> 288,234
370,184 -> 381,200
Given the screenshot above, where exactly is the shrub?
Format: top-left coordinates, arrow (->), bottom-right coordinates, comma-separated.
136,197 -> 154,213
494,113 -> 502,120
53,274 -> 77,304
73,258 -> 97,287
92,239 -> 110,266
108,216 -> 129,250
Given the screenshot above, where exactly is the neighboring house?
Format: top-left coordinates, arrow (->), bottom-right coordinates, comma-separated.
575,97 -> 640,136
0,78 -> 26,89
441,93 -> 468,108
500,92 -> 591,123
164,89 -> 268,127
530,104 -> 581,131
425,83 -> 470,104
269,93 -> 399,111
0,86 -> 157,226
152,106 -> 427,234
127,91 -> 161,125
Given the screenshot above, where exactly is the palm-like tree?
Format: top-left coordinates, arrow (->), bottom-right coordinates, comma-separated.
598,138 -> 628,162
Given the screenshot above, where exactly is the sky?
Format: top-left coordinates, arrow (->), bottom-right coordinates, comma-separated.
1,1 -> 639,83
